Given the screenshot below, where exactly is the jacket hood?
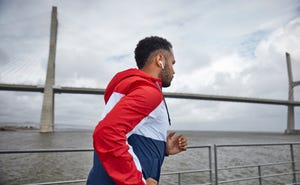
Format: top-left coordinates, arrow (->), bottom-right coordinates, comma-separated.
104,68 -> 162,103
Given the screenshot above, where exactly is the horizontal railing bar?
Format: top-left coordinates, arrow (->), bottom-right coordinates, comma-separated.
3,143 -> 298,154
23,171 -> 300,185
162,169 -> 212,175
0,145 -> 208,154
186,145 -> 211,149
2,142 -> 297,154
216,142 -> 300,147
185,183 -> 212,185
9,143 -> 300,155
218,172 -> 298,184
24,179 -> 214,185
218,161 -> 299,171
261,171 -> 300,179
23,170 -> 215,185
24,179 -> 86,185
0,148 -> 94,154
218,176 -> 262,184
1,83 -> 300,106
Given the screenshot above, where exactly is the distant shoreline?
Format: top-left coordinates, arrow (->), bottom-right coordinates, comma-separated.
0,125 -> 39,131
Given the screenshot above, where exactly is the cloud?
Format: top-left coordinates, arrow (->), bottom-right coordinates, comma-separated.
0,91 -> 43,125
253,17 -> 300,98
168,17 -> 300,131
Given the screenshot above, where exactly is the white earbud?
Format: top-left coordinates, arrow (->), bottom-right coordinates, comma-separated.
159,61 -> 164,69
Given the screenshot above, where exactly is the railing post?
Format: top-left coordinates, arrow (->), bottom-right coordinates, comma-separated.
258,165 -> 262,185
290,144 -> 297,184
214,145 -> 218,185
178,172 -> 181,185
208,146 -> 213,185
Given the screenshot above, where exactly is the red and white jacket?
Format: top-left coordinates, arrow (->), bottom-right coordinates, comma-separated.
87,68 -> 170,185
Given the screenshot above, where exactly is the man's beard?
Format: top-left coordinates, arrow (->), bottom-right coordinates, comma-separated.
162,80 -> 171,87
159,66 -> 173,87
162,73 -> 172,87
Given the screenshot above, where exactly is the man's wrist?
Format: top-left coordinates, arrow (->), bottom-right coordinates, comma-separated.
146,177 -> 157,185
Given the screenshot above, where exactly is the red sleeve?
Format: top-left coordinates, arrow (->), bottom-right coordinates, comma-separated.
93,82 -> 162,185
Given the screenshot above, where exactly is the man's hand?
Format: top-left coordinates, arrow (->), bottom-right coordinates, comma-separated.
146,177 -> 157,185
166,131 -> 187,155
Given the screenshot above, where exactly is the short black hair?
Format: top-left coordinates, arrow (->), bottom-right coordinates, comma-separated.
134,36 -> 172,69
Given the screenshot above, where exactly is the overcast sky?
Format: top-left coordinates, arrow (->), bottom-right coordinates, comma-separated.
0,0 -> 299,132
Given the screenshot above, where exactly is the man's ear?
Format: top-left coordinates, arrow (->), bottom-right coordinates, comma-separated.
159,60 -> 164,69
155,53 -> 164,68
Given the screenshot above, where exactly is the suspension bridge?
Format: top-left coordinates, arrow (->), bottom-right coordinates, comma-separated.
0,7 -> 299,133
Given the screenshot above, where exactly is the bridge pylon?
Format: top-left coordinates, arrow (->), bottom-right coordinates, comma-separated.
40,6 -> 58,133
285,52 -> 300,134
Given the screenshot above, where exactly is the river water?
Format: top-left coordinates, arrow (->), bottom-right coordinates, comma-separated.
0,130 -> 299,185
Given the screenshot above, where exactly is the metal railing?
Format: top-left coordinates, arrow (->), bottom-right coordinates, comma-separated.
214,143 -> 300,185
1,143 -> 299,185
161,145 -> 212,185
0,145 -> 212,185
